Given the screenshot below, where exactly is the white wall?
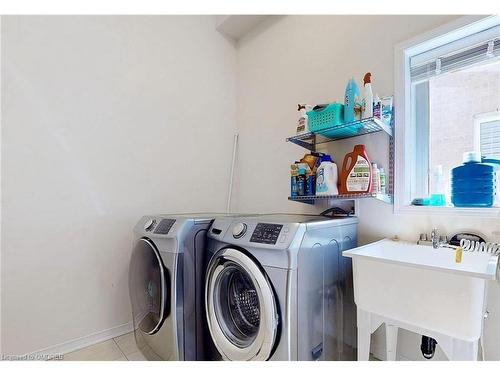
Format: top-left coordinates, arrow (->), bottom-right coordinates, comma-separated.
1,16 -> 237,355
0,16 -> 2,357
234,15 -> 500,360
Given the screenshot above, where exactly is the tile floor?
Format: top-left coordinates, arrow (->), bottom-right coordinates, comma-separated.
58,333 -> 378,361
61,332 -> 147,361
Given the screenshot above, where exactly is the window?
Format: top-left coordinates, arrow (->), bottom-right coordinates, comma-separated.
395,16 -> 500,215
474,111 -> 500,159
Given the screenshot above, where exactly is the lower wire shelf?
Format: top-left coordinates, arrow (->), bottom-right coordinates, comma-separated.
288,193 -> 393,205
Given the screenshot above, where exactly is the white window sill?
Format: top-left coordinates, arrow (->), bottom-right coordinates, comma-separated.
395,204 -> 500,218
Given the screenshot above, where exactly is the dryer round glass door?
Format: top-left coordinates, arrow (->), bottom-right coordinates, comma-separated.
129,238 -> 169,335
205,248 -> 279,361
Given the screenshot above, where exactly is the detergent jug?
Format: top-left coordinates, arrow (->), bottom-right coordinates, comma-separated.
339,145 -> 372,194
316,155 -> 339,196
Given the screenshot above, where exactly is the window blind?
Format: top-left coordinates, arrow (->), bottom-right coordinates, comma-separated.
410,25 -> 500,83
480,119 -> 500,159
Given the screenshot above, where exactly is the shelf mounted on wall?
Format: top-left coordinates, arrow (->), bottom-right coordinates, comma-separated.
286,116 -> 394,205
286,117 -> 393,151
288,192 -> 393,205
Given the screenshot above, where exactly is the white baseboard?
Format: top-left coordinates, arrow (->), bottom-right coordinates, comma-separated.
26,321 -> 133,358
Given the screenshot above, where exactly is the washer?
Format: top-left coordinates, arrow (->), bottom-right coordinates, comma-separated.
129,213 -> 219,361
205,214 -> 359,361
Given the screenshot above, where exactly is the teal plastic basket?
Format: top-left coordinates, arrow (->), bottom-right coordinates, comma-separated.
308,103 -> 359,138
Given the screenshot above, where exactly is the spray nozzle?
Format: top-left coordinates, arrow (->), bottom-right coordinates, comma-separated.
363,72 -> 372,85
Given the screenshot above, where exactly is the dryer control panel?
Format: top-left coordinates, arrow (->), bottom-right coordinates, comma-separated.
250,223 -> 283,245
153,219 -> 176,235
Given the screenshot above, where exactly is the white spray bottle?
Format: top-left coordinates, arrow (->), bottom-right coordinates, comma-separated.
362,72 -> 374,119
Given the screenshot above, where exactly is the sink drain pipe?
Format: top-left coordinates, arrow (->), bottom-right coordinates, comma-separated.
421,336 -> 437,359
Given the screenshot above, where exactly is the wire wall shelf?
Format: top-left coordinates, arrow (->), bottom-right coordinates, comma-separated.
286,117 -> 393,151
286,115 -> 395,207
288,193 -> 393,205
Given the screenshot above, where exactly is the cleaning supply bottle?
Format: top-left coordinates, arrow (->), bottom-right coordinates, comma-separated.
379,167 -> 387,195
371,162 -> 380,194
297,165 -> 307,196
290,164 -> 299,197
339,145 -> 372,194
316,155 -> 339,196
344,78 -> 361,123
297,104 -> 312,135
373,94 -> 381,119
361,72 -> 374,119
429,165 -> 446,206
306,168 -> 315,196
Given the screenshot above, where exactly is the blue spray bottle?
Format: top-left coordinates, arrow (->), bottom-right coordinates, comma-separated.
344,78 -> 361,123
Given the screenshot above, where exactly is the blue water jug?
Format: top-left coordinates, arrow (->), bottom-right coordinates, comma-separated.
451,152 -> 500,207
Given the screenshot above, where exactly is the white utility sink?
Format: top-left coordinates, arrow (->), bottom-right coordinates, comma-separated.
343,238 -> 499,361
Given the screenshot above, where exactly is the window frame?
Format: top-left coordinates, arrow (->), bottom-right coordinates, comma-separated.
394,15 -> 500,217
474,110 -> 500,157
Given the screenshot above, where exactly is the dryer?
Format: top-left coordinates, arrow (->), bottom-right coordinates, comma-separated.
204,214 -> 358,361
129,214 -> 218,360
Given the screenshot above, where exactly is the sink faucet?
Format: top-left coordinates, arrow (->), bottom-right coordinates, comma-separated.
431,228 -> 447,249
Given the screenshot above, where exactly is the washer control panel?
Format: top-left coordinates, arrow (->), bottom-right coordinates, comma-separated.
153,219 -> 176,235
144,218 -> 157,231
232,222 -> 247,238
250,223 -> 283,245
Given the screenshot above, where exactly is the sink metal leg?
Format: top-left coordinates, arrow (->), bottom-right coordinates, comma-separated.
357,309 -> 371,361
385,324 -> 398,361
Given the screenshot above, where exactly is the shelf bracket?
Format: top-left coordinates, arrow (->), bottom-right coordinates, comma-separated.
287,137 -> 315,151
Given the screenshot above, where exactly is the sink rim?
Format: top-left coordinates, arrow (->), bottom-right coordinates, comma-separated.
343,238 -> 499,280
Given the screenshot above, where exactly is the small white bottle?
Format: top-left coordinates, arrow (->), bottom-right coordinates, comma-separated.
371,163 -> 380,194
316,155 -> 339,196
379,167 -> 387,195
430,165 -> 446,206
373,94 -> 381,119
362,72 -> 374,119
297,104 -> 312,135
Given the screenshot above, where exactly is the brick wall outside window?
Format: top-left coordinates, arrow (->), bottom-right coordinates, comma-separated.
428,61 -> 500,199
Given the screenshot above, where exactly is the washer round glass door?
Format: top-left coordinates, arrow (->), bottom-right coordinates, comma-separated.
129,238 -> 169,335
205,248 -> 279,361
